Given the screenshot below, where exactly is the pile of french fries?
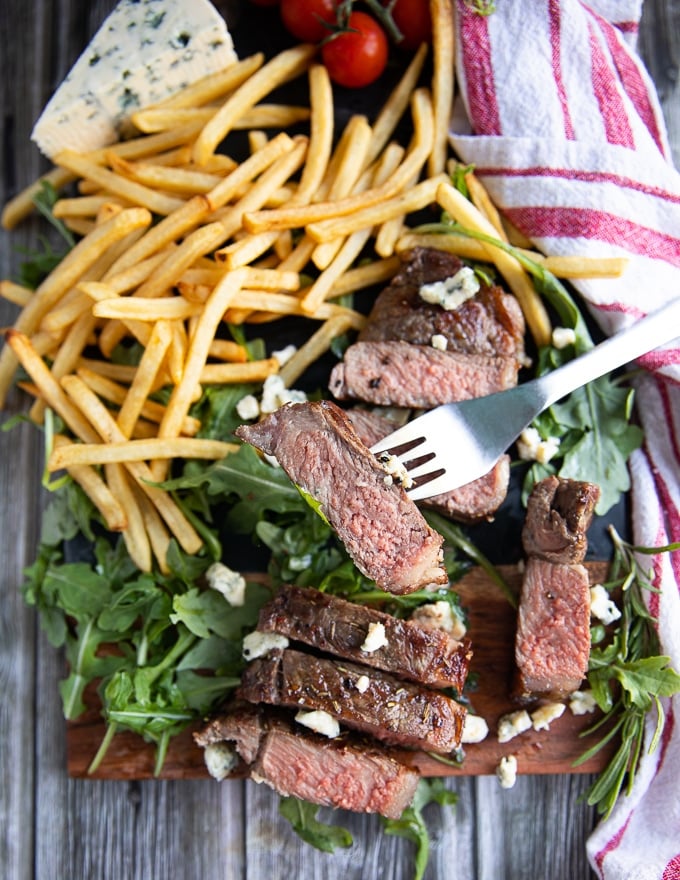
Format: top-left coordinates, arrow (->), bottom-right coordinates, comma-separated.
0,0 -> 627,573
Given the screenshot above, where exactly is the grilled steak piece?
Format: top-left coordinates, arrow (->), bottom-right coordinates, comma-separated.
195,703 -> 420,818
359,247 -> 525,361
347,405 -> 510,523
235,400 -> 447,594
329,340 -> 518,408
239,648 -> 466,754
257,584 -> 472,690
522,475 -> 601,564
514,557 -> 591,702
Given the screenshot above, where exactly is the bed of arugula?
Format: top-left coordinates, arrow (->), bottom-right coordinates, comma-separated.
8,180 -> 680,880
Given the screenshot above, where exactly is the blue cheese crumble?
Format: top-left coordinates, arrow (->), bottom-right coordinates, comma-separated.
295,709 -> 340,738
419,267 -> 480,311
242,630 -> 289,661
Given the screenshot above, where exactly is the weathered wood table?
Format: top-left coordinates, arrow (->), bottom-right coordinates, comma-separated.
1,2 -> 678,878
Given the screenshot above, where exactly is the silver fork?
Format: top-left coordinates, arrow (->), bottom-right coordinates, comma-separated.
371,297 -> 680,500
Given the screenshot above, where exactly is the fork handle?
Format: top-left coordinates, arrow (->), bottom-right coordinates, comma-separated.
537,297 -> 680,408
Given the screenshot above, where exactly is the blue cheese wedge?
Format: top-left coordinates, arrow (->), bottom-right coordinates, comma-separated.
32,0 -> 237,158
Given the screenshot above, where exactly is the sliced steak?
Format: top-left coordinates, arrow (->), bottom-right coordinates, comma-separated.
522,475 -> 601,564
239,648 -> 466,754
514,557 -> 591,702
348,405 -> 510,523
359,247 -> 525,361
195,703 -> 420,818
257,584 -> 472,690
329,340 -> 518,408
236,400 -> 447,594
425,455 -> 510,522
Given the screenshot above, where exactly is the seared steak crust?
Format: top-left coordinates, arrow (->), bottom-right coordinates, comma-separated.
329,340 -> 518,408
239,648 -> 466,754
359,247 -> 525,361
514,557 -> 591,701
257,584 -> 472,690
236,400 -> 447,594
522,475 -> 601,563
195,703 -> 420,818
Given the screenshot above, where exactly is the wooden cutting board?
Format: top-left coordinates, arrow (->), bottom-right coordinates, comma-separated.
67,562 -> 613,779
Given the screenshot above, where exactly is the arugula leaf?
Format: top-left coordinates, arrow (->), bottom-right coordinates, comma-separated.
278,797 -> 353,853
576,528 -> 680,817
383,779 -> 458,880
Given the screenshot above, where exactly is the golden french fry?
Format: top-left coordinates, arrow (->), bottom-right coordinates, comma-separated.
278,314 -> 357,387
466,172 -> 508,240
207,339 -> 249,362
1,166 -> 75,230
142,53 -> 265,111
105,462 -> 152,571
132,484 -> 172,575
51,435 -> 128,532
294,64 -> 334,204
200,358 -> 280,384
518,253 -> 630,279
76,367 -> 199,434
329,256 -> 401,296
396,230 -> 489,260
242,88 -> 433,234
214,136 -> 308,240
436,181 -> 552,346
152,269 -> 248,474
4,331 -> 100,441
91,297 -> 200,321
116,320 -> 173,438
109,154 -> 223,194
429,0 -> 455,176
55,150 -> 185,215
60,374 -> 203,555
366,43 -> 428,165
53,195 -> 129,218
49,437 -> 238,470
192,44 -> 317,165
0,280 -> 32,307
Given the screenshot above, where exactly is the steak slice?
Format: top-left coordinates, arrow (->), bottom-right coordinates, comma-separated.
522,475 -> 601,563
359,247 -> 526,361
195,703 -> 420,818
347,406 -> 510,523
329,340 -> 518,408
235,400 -> 447,594
514,557 -> 591,702
239,648 -> 466,754
257,584 -> 472,690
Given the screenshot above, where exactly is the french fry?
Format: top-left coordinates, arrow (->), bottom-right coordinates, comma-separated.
396,229 -> 489,260
294,64 -> 334,204
192,44 -> 317,165
436,181 -> 552,346
0,280 -> 32,307
116,320 -> 172,438
168,319 -> 188,386
207,339 -> 249,362
517,253 -> 630,279
92,296 -> 201,321
429,0 -> 455,177
132,484 -> 172,575
49,436 -> 237,469
54,150 -> 185,215
152,268 -> 248,478
141,53 -> 265,111
242,88 -> 434,234
109,155 -> 224,194
53,195 -> 129,218
133,104 -> 311,134
366,42 -> 428,165
76,367 -> 200,435
4,331 -> 100,442
307,173 -> 448,244
60,374 -> 203,555
104,462 -> 152,571
466,172 -> 508,240
51,435 -> 128,533
200,358 -> 280,384
328,256 -> 401,296
1,166 -> 75,230
278,314 -> 356,387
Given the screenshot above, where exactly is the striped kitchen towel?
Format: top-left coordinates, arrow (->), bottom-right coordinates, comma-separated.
449,2 -> 680,878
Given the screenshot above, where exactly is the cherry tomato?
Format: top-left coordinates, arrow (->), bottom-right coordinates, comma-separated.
321,12 -> 388,88
390,0 -> 432,50
280,0 -> 337,43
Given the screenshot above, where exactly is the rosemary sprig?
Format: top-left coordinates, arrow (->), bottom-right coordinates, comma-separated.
574,526 -> 680,818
